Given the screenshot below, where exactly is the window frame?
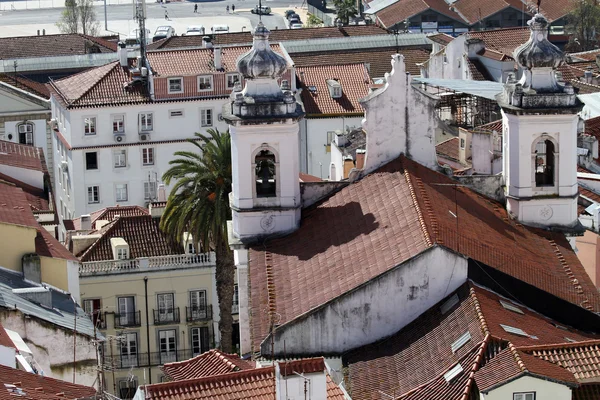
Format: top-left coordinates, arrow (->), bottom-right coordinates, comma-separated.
226,73 -> 241,89
197,75 -> 213,91
139,112 -> 153,132
200,108 -> 213,127
513,392 -> 536,400
87,185 -> 100,204
17,122 -> 34,145
84,117 -> 97,136
532,136 -> 557,189
169,109 -> 184,118
142,147 -> 155,166
115,183 -> 128,202
167,77 -> 184,94
144,181 -> 157,200
113,149 -> 127,168
85,151 -> 98,170
113,114 -> 125,133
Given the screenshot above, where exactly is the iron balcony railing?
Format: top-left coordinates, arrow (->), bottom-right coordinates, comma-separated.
153,308 -> 181,325
185,305 -> 213,322
103,349 -> 210,369
113,311 -> 141,328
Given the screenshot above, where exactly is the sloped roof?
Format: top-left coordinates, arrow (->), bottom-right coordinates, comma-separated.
452,0 -> 527,25
574,384 -> 600,400
0,322 -> 15,349
436,137 -> 460,161
0,33 -> 116,60
467,58 -> 494,81
427,33 -> 454,46
0,363 -> 96,400
162,349 -> 254,381
585,115 -> 600,143
0,140 -> 47,173
468,27 -> 530,60
376,0 -> 465,29
475,119 -> 503,133
296,64 -> 370,115
68,205 -> 148,231
0,172 -> 50,212
79,215 -> 184,261
290,47 -> 430,77
532,0 -> 576,22
249,156 -> 600,352
0,74 -> 50,99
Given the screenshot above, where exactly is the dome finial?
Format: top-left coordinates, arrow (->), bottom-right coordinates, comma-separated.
514,13 -> 565,70
236,22 -> 288,80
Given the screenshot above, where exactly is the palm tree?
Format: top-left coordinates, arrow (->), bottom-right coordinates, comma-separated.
160,129 -> 235,353
333,0 -> 357,26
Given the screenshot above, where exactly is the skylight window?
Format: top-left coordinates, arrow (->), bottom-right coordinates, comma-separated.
500,324 -> 529,337
565,337 -> 577,343
443,363 -> 463,382
500,300 -> 524,315
440,294 -> 459,314
451,331 -> 471,353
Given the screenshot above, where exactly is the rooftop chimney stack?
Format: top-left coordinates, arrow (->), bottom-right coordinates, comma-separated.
81,214 -> 92,231
585,69 -> 593,84
214,47 -> 223,70
118,42 -> 128,67
203,36 -> 213,49
157,184 -> 166,202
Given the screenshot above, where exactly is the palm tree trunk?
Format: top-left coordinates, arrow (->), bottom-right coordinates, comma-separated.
215,239 -> 235,353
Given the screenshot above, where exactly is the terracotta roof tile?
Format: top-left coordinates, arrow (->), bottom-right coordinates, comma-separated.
427,33 -> 454,46
436,137 -> 460,161
475,119 -> 503,133
473,347 -> 522,392
279,358 -> 325,377
468,27 -> 530,60
570,49 -> 600,62
452,0 -> 527,25
530,0 -> 576,22
79,215 -> 183,261
35,228 -> 78,261
0,33 -> 116,59
69,205 -> 148,230
467,58 -> 493,81
145,367 -> 276,400
0,172 -> 50,212
326,375 -> 347,400
0,363 -> 96,400
376,0 -> 465,29
299,173 -> 322,182
580,187 -> 600,205
0,74 -> 50,99
0,322 -> 15,349
296,64 -> 370,115
574,384 -> 600,400
291,47 -> 430,78
0,140 -> 46,173
572,79 -> 600,94
162,350 -> 254,381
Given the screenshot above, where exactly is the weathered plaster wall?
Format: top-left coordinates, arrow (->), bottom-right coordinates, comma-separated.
0,223 -> 37,274
0,310 -> 97,387
360,55 -> 437,175
455,175 -> 505,203
426,35 -> 467,80
480,375 -> 572,400
300,182 -> 349,208
263,246 -> 467,356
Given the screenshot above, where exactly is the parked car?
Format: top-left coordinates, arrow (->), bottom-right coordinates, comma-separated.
289,17 -> 301,25
184,25 -> 205,36
212,24 -> 229,34
290,23 -> 304,29
287,12 -> 300,21
284,9 -> 296,18
251,5 -> 271,14
152,26 -> 175,42
125,28 -> 151,48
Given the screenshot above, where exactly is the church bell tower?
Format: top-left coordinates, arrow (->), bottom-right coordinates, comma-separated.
500,13 -> 581,229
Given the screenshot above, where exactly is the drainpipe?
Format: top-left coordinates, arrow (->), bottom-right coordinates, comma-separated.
144,276 -> 152,384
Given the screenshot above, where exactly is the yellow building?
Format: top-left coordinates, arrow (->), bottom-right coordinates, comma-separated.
68,206 -> 239,398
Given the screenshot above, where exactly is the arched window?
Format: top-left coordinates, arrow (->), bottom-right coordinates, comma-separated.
17,122 -> 34,145
534,139 -> 555,187
255,149 -> 276,197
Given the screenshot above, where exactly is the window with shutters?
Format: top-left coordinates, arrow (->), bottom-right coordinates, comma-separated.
17,122 -> 34,145
200,108 -> 213,127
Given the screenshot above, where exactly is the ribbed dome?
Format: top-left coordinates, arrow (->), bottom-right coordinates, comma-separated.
236,23 -> 288,79
514,14 -> 565,69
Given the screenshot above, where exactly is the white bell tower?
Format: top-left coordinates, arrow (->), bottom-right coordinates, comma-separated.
224,22 -> 304,241
500,14 -> 581,229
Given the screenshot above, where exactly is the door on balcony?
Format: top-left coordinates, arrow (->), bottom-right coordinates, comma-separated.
118,379 -> 138,400
83,298 -> 102,327
118,296 -> 135,326
191,327 -> 210,356
157,293 -> 174,323
190,290 -> 207,320
159,329 -> 176,364
120,332 -> 138,368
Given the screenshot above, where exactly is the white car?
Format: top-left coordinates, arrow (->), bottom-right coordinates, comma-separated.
153,25 -> 175,42
125,28 -> 152,48
212,24 -> 229,34
290,23 -> 304,29
185,25 -> 205,36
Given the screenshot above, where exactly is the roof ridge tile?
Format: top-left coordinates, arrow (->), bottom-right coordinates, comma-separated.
517,339 -> 600,352
469,286 -> 490,336
547,238 -> 593,310
403,168 -> 433,246
508,342 -> 527,372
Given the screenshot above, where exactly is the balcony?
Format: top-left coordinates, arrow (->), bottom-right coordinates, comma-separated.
186,305 -> 213,322
114,311 -> 141,328
91,311 -> 107,329
153,308 -> 180,325
104,349 -> 209,369
79,252 -> 216,277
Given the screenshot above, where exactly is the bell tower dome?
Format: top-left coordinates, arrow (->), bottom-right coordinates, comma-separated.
500,14 -> 581,229
224,22 -> 304,241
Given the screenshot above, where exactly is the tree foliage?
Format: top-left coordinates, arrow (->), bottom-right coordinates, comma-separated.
332,0 -> 357,26
160,129 -> 235,353
566,0 -> 600,52
306,13 -> 323,28
57,0 -> 99,36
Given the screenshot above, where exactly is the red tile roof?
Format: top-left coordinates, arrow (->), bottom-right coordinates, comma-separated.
0,172 -> 50,212
376,0 -> 465,29
0,322 -> 15,350
570,49 -> 600,62
145,367 -> 277,400
0,33 -> 116,60
427,33 -> 454,46
249,156 -> 600,352
436,137 -> 460,162
475,119 -> 503,133
0,140 -> 47,173
35,228 -> 78,261
0,363 -> 96,400
162,350 -> 254,381
68,205 -> 148,230
453,0 -> 527,25
574,384 -> 600,400
78,215 -> 184,261
279,358 -> 325,377
0,74 -> 50,99
533,0 -> 576,22
468,27 -> 530,60
299,173 -> 322,182
296,64 -> 371,115
326,375 -> 347,400
571,79 -> 600,95
290,47 -> 430,77
467,58 -> 493,81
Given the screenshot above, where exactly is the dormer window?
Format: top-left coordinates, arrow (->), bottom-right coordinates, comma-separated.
255,149 -> 276,198
17,122 -> 34,145
168,77 -> 183,94
197,75 -> 213,91
117,248 -> 128,260
110,237 -> 130,260
326,79 -> 342,99
533,138 -> 555,187
183,232 -> 195,254
226,73 -> 241,89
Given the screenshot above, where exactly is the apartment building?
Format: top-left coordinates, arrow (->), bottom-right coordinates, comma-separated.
65,205 -> 239,397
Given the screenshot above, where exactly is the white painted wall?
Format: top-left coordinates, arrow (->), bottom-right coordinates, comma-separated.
0,344 -> 16,368
426,35 -> 467,80
278,372 -> 327,400
264,246 -> 467,355
480,375 -> 572,400
361,54 -> 437,174
3,119 -> 48,150
0,164 -> 44,189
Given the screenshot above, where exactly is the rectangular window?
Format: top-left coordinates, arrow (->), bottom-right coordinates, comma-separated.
169,110 -> 184,118
142,148 -> 154,165
118,296 -> 136,326
119,379 -> 138,400
113,149 -> 127,168
190,290 -> 207,319
83,299 -> 102,326
87,186 -> 100,203
144,181 -> 157,200
117,247 -> 128,260
460,138 -> 465,149
226,73 -> 240,89
113,115 -> 125,133
159,329 -> 177,364
85,152 -> 98,170
514,393 -> 535,400
18,123 -> 34,145
191,327 -> 210,356
139,112 -> 153,131
119,332 -> 138,370
168,77 -> 183,94
84,117 -> 96,135
197,75 -> 213,91
115,184 -> 128,202
157,293 -> 175,322
200,109 -> 213,127
232,284 -> 239,314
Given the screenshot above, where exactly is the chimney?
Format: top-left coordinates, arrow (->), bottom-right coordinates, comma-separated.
464,38 -> 485,59
118,42 -> 128,67
71,234 -> 100,256
157,184 -> 166,202
214,47 -> 222,71
80,214 -> 92,231
585,68 -> 593,84
202,36 -> 213,49
22,254 -> 41,284
12,287 -> 52,309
